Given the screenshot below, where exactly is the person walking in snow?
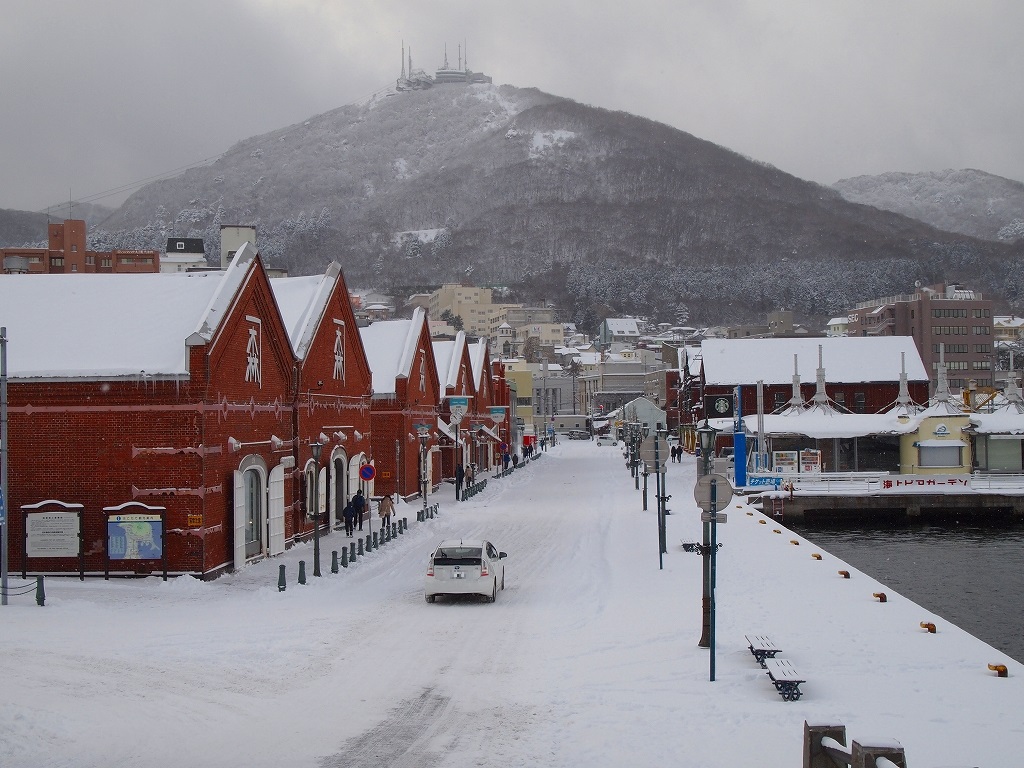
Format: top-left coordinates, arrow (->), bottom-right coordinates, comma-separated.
352,489 -> 366,531
455,463 -> 465,500
342,500 -> 355,537
378,492 -> 394,531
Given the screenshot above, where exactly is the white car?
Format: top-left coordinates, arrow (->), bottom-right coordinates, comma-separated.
425,539 -> 506,603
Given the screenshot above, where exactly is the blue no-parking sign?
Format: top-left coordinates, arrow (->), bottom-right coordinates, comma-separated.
359,464 -> 376,482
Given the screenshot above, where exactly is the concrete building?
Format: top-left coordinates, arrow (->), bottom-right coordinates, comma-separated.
161,238 -> 207,273
2,219 -> 159,274
846,283 -> 994,392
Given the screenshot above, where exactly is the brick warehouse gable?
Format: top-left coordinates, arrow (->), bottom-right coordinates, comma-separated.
360,309 -> 444,499
0,245 -> 309,577
271,263 -> 373,533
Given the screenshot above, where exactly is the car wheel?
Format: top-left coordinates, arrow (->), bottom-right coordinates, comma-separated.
425,594 -> 435,603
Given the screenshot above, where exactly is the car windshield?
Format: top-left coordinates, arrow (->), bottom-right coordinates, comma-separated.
433,546 -> 483,566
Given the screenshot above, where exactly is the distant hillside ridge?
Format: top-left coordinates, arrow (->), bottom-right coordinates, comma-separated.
25,82 -> 1022,330
833,169 -> 1024,243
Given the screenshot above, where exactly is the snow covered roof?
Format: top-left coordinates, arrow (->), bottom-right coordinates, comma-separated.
701,337 -> 927,386
358,307 -> 426,395
603,318 -> 640,336
970,411 -> 1024,435
0,243 -> 259,379
469,338 -> 488,388
746,411 -> 922,439
270,264 -> 340,360
431,331 -> 465,391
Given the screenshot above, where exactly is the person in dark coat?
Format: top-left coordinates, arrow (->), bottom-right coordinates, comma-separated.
455,463 -> 465,500
352,489 -> 366,531
342,500 -> 355,537
502,451 -> 510,470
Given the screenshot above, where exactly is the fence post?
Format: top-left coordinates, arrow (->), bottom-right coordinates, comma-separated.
331,550 -> 339,574
803,721 -> 847,768
298,561 -> 307,585
278,564 -> 286,592
35,576 -> 45,606
850,740 -> 906,768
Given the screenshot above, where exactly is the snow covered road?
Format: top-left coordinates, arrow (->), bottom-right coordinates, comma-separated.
2,441 -> 1021,767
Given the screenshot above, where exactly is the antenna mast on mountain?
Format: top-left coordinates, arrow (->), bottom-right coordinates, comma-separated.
401,40 -> 406,79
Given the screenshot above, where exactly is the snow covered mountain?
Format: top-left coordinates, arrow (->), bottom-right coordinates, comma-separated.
833,169 -> 1024,243
12,83 -> 1024,329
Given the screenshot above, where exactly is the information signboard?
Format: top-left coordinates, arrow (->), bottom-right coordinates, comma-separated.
107,514 -> 163,560
26,511 -> 80,557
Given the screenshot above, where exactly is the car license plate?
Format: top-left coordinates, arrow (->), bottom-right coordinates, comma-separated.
453,572 -> 465,579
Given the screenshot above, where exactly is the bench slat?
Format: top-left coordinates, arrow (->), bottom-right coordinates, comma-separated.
765,658 -> 804,682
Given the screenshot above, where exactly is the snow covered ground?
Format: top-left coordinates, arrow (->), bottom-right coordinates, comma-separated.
2,441 -> 1020,767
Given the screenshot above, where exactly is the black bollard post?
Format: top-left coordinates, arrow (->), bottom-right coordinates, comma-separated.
35,575 -> 45,606
372,531 -> 378,550
341,547 -> 348,568
356,538 -> 364,557
392,522 -> 398,538
278,564 -> 287,592
350,542 -> 356,561
298,561 -> 307,585
401,517 -> 407,533
331,550 -> 339,574
365,534 -> 372,552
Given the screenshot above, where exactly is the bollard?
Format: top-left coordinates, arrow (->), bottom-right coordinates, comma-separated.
357,538 -> 364,556
372,531 -> 378,549
392,522 -> 398,538
331,550 -> 339,574
341,547 -> 348,568
278,564 -> 287,592
400,517 -> 407,533
350,542 -> 356,561
803,721 -> 848,768
35,575 -> 46,606
298,561 -> 307,585
417,509 -> 423,522
849,738 -> 906,768
366,534 -> 372,552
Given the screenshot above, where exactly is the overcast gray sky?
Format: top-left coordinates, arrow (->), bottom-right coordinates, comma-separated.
3,0 -> 1023,212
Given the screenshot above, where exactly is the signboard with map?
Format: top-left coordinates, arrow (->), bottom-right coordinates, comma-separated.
107,513 -> 163,560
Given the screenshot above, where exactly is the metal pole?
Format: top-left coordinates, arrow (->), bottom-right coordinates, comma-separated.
1,327 -> 8,606
311,441 -> 322,577
710,478 -> 718,681
698,445 -> 711,648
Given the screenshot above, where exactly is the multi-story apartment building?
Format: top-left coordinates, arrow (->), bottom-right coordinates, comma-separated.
846,283 -> 994,391
1,219 -> 159,274
428,283 -> 496,336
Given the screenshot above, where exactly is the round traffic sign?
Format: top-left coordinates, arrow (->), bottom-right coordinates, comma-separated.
694,473 -> 734,511
359,464 -> 376,482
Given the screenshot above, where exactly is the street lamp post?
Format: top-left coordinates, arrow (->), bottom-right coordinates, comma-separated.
310,440 -> 323,578
417,427 -> 430,514
695,420 -> 718,648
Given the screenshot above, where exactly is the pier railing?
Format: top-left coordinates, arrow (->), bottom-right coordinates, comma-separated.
748,471 -> 1024,495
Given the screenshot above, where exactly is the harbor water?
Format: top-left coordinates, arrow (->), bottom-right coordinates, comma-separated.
788,519 -> 1024,663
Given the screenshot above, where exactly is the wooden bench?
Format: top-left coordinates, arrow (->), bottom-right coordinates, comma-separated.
765,658 -> 805,701
744,634 -> 782,668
